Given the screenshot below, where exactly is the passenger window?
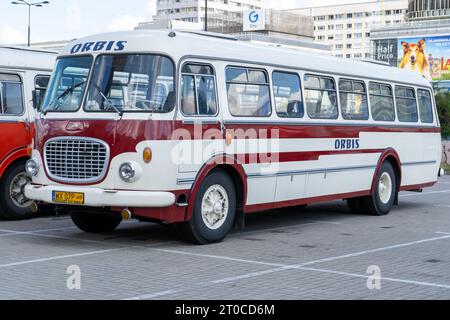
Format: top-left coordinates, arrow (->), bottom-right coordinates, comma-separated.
272,71 -> 304,118
226,67 -> 271,117
417,89 -> 434,124
304,74 -> 338,119
395,86 -> 418,123
339,79 -> 369,120
0,73 -> 24,116
369,83 -> 395,121
181,64 -> 217,116
34,75 -> 50,110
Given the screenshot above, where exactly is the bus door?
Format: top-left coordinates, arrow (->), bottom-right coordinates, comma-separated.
177,62 -> 223,177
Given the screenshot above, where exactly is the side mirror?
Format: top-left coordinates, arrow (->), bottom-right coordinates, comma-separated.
32,90 -> 38,110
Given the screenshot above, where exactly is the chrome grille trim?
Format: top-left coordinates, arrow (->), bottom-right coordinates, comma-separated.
44,137 -> 110,183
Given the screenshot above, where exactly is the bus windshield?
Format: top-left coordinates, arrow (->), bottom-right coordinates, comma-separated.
84,54 -> 175,113
41,56 -> 92,113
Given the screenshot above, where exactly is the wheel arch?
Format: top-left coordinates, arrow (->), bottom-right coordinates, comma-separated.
185,154 -> 247,221
370,148 -> 402,194
0,148 -> 29,179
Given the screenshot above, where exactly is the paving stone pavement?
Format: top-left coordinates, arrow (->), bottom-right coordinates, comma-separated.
0,176 -> 450,300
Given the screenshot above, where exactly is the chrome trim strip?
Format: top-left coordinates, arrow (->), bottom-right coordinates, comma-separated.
177,178 -> 196,185
401,161 -> 437,166
247,165 -> 377,179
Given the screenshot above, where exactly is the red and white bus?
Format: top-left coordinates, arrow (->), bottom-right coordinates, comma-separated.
0,46 -> 55,220
25,31 -> 442,243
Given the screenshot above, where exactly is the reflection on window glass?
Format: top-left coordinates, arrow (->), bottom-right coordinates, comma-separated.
272,71 -> 304,118
41,56 -> 92,112
226,67 -> 271,117
339,79 -> 369,120
85,54 -> 175,113
417,89 -> 434,124
304,75 -> 338,119
181,64 -> 217,116
369,83 -> 395,121
34,75 -> 50,110
395,86 -> 418,122
0,74 -> 24,115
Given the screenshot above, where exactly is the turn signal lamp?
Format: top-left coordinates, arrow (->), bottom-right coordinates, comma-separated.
143,147 -> 152,163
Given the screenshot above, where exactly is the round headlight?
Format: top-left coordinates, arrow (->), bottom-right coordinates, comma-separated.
26,159 -> 39,177
119,162 -> 136,182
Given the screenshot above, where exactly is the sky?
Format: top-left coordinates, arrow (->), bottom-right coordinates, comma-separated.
0,0 -> 372,45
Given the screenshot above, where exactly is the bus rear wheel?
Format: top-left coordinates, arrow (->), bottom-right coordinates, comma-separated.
0,161 -> 34,220
185,169 -> 236,245
70,211 -> 122,233
347,162 -> 397,216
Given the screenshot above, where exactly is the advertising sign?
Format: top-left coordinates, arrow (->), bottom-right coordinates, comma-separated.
243,10 -> 265,32
397,35 -> 450,81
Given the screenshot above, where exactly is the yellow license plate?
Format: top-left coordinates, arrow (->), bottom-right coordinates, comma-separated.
52,191 -> 85,205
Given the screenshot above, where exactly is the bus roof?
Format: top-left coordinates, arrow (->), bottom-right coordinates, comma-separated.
0,46 -> 56,72
60,30 -> 431,88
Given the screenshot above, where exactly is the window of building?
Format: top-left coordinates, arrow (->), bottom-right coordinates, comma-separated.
354,23 -> 363,29
181,64 -> 218,116
226,67 -> 271,117
346,43 -> 352,49
346,54 -> 352,58
354,33 -> 362,38
395,86 -> 418,122
369,82 -> 395,121
347,13 -> 353,18
347,34 -> 352,39
347,23 -> 353,28
336,24 -> 344,30
318,25 -> 326,30
336,14 -> 344,19
328,25 -> 334,30
417,89 -> 434,123
304,74 -> 338,119
328,35 -> 335,40
272,71 -> 304,118
0,73 -> 24,115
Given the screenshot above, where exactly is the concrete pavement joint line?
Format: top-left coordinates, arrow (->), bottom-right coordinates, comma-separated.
400,190 -> 450,197
128,233 -> 450,299
235,220 -> 341,237
298,267 -> 450,290
436,231 -> 450,235
0,247 -> 133,269
434,205 -> 450,208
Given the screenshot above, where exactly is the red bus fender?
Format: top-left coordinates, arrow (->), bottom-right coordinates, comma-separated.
0,147 -> 29,179
370,148 -> 402,194
185,154 -> 248,221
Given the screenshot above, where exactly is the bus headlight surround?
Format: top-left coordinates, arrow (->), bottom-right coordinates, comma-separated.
119,162 -> 137,182
26,159 -> 39,177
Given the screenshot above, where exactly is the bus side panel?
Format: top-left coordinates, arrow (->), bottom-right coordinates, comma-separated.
0,122 -> 29,177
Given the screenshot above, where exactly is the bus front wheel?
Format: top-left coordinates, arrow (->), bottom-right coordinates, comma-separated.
0,161 -> 34,220
185,169 -> 236,245
70,211 -> 122,233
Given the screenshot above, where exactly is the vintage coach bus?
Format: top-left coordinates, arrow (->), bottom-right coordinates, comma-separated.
0,46 -> 55,220
24,30 -> 442,243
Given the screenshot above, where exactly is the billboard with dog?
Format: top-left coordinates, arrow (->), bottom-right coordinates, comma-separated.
397,35 -> 450,81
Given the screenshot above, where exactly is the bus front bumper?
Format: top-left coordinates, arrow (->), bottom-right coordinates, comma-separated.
24,184 -> 176,208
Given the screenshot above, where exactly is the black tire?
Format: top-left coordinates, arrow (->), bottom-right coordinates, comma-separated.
361,161 -> 397,216
70,211 -> 122,233
346,197 -> 364,214
0,161 -> 34,220
185,169 -> 236,244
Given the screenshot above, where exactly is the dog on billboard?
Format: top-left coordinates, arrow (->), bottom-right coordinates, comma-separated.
399,39 -> 432,80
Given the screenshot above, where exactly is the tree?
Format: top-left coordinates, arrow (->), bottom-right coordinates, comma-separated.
435,92 -> 450,139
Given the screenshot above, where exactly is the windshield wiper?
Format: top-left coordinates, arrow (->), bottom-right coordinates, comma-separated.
42,81 -> 86,115
93,85 -> 123,117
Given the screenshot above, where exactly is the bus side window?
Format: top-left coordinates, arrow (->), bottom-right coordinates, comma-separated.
0,73 -> 24,116
395,86 -> 418,123
304,74 -> 338,119
180,63 -> 217,116
369,83 -> 395,122
339,79 -> 369,120
417,89 -> 434,124
226,67 -> 271,117
34,75 -> 50,110
272,71 -> 304,118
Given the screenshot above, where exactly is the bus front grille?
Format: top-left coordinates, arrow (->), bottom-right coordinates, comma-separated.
44,137 -> 109,183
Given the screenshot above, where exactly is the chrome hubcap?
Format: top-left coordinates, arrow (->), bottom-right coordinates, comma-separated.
378,172 -> 393,205
201,184 -> 229,230
10,172 -> 32,208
